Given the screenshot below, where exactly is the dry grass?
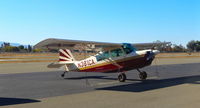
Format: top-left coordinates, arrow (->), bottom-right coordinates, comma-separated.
156,52 -> 200,58
158,52 -> 200,56
0,53 -> 58,57
0,52 -> 95,63
0,60 -> 56,63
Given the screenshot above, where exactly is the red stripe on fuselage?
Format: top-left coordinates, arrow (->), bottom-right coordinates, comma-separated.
79,56 -> 153,73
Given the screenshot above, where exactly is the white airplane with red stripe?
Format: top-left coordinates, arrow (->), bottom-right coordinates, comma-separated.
35,38 -> 169,82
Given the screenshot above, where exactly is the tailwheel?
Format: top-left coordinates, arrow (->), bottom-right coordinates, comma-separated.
118,73 -> 126,82
139,71 -> 147,80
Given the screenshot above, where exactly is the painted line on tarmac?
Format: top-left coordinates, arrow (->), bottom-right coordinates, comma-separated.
90,81 -> 119,86
148,76 -> 160,79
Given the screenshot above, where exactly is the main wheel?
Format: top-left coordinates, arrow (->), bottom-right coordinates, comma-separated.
139,71 -> 147,80
118,73 -> 126,82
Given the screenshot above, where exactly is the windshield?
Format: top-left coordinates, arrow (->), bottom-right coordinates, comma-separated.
122,43 -> 137,54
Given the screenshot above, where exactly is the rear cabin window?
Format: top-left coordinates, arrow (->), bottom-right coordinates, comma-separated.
110,49 -> 124,58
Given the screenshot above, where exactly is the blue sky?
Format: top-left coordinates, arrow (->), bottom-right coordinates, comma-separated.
0,0 -> 199,46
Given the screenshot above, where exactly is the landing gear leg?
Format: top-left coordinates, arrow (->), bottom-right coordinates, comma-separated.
137,69 -> 147,80
61,71 -> 68,78
118,73 -> 127,82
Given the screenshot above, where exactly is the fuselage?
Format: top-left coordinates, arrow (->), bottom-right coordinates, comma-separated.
67,49 -> 159,73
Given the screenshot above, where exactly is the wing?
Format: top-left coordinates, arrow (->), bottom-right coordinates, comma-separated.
34,38 -> 170,51
133,42 -> 171,50
34,38 -> 122,51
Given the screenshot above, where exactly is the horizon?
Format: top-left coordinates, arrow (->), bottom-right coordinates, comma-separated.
0,0 -> 199,46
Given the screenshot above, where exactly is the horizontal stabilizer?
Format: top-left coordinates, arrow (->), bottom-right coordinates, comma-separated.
47,62 -> 65,68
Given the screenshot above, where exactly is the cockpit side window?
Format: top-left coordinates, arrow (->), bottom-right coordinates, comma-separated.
96,51 -> 109,61
110,48 -> 124,58
103,51 -> 110,58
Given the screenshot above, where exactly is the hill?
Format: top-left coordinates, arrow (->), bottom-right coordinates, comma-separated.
0,41 -> 27,47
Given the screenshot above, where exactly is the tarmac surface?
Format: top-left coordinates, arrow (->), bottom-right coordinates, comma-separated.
1,57 -> 200,108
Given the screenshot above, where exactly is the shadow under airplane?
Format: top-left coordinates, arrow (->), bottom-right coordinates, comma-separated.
0,97 -> 40,106
97,75 -> 200,92
65,75 -> 142,82
65,76 -> 107,80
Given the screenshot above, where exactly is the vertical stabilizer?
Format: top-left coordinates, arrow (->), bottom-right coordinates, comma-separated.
59,49 -> 76,64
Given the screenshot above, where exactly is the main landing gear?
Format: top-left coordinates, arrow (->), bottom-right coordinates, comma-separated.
118,73 -> 127,82
117,69 -> 148,82
137,69 -> 147,80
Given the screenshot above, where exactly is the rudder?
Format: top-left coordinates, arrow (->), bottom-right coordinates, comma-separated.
59,49 -> 76,64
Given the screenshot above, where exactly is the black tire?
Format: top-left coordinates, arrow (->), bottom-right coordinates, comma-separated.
118,73 -> 126,82
61,73 -> 65,77
139,71 -> 147,80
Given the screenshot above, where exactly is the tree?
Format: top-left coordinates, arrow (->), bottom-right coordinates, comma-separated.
3,42 -> 10,47
18,45 -> 24,50
153,40 -> 172,52
33,48 -> 43,52
172,44 -> 186,52
27,45 -> 32,52
4,46 -> 19,52
187,40 -> 200,52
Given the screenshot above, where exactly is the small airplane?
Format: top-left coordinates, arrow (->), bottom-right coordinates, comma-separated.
34,38 -> 169,82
